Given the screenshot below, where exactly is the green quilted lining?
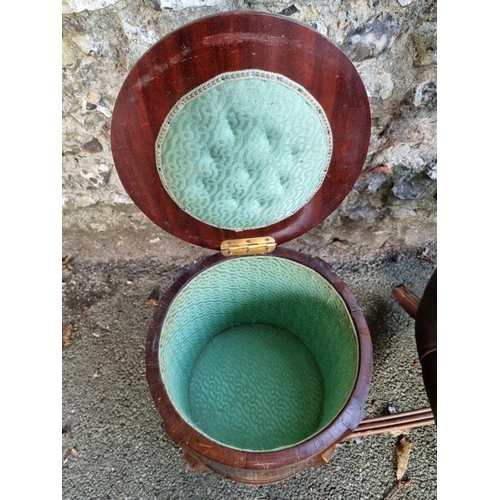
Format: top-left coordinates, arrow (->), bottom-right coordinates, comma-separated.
155,70 -> 332,231
158,256 -> 359,452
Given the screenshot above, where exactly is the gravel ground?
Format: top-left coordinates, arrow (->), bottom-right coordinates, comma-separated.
62,232 -> 436,500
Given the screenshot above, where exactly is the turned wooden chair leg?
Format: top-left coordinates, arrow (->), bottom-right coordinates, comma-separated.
391,285 -> 420,319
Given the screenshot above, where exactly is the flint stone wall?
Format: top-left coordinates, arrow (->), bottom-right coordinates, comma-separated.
62,0 -> 436,249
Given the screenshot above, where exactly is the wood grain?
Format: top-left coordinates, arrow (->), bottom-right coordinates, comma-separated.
145,247 -> 372,484
392,285 -> 420,319
111,11 -> 371,250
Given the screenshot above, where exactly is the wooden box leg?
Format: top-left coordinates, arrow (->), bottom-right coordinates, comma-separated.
181,450 -> 210,472
307,443 -> 338,468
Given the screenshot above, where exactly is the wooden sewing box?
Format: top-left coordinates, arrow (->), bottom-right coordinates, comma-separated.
111,11 -> 373,484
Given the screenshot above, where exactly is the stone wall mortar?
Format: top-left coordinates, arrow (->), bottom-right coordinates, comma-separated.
62,0 -> 436,247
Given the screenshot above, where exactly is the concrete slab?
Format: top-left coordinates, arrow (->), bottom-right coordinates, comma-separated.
62,231 -> 436,499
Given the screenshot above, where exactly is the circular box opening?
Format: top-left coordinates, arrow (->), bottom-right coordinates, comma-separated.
158,256 -> 360,452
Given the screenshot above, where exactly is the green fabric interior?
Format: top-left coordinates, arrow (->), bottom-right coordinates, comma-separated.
156,70 -> 332,231
158,256 -> 359,452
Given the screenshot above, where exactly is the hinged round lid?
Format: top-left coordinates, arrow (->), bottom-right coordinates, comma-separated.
111,11 -> 371,250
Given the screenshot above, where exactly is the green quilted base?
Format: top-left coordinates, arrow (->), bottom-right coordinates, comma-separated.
189,324 -> 324,451
159,256 -> 359,452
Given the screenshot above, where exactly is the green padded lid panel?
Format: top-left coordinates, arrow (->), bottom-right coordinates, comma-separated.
158,256 -> 359,452
156,70 -> 333,231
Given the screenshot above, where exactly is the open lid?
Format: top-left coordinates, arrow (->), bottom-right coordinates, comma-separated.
111,11 -> 371,250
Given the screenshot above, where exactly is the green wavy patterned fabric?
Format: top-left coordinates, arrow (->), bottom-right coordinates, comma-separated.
189,324 -> 324,451
156,70 -> 332,231
158,256 -> 359,452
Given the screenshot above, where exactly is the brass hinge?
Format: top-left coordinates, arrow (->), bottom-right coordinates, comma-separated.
220,237 -> 276,256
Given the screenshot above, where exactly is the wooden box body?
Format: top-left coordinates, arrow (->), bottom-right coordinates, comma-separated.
146,247 -> 372,484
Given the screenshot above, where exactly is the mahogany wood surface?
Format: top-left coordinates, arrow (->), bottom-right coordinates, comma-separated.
348,407 -> 435,438
391,285 -> 420,319
145,247 -> 372,484
392,272 -> 437,423
415,270 -> 437,422
111,11 -> 371,250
